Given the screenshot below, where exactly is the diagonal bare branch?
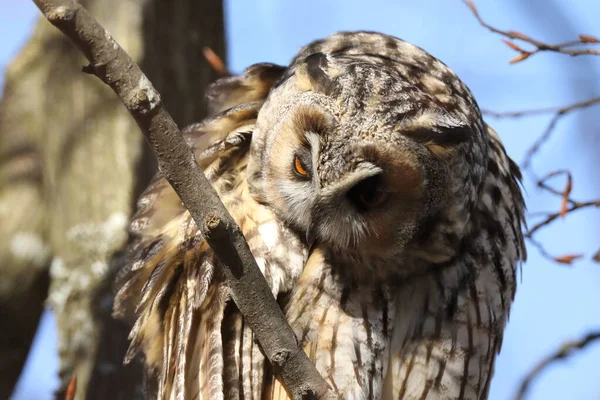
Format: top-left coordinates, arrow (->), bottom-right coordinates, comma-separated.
31,0 -> 338,398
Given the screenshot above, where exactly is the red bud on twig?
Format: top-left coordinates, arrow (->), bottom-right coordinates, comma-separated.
560,174 -> 573,218
579,34 -> 600,43
65,375 -> 77,400
509,52 -> 532,64
465,0 -> 479,17
554,254 -> 583,265
203,47 -> 230,77
503,39 -> 525,52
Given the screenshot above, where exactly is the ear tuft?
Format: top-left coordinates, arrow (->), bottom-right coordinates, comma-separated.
299,52 -> 338,95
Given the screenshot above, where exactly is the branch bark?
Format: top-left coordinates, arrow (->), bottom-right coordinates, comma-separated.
514,331 -> 600,400
31,0 -> 338,398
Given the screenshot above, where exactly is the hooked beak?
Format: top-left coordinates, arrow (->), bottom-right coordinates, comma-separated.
305,222 -> 317,252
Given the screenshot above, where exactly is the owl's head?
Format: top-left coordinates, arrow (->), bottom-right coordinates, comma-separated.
248,32 -> 488,262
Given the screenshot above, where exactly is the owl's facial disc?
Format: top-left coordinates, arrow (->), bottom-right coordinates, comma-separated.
288,142 -> 419,254
252,86 -> 427,255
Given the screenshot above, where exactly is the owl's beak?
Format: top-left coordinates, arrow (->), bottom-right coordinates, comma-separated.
305,223 -> 317,251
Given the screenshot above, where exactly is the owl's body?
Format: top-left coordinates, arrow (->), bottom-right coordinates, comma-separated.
115,32 -> 525,400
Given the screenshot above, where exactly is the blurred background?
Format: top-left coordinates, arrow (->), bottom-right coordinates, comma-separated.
1,1 -> 599,399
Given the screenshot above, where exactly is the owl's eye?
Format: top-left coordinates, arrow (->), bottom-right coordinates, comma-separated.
293,154 -> 311,179
358,190 -> 389,208
347,175 -> 389,210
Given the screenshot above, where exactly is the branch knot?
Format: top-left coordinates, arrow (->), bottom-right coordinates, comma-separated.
46,5 -> 75,22
271,350 -> 291,367
130,76 -> 161,114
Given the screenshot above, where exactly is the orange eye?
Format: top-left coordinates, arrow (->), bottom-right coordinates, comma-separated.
293,155 -> 310,177
358,191 -> 389,208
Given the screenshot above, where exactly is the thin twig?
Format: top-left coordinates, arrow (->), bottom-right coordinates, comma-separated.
526,236 -> 583,265
522,113 -> 562,170
31,0 -> 338,398
536,170 -> 573,218
482,96 -> 600,119
467,3 -> 600,266
527,170 -> 600,237
482,99 -> 600,263
526,199 -> 600,237
524,237 -> 577,265
514,331 -> 600,400
522,169 -> 599,264
536,174 -> 575,202
464,0 -> 600,63
483,96 -> 600,170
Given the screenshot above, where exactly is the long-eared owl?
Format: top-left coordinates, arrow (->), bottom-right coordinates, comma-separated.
114,31 -> 526,400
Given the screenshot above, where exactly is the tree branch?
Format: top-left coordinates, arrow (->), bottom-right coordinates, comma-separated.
523,169 -> 600,265
526,199 -> 600,249
469,6 -> 600,265
481,96 -> 600,119
465,4 -> 600,396
483,96 -> 600,170
31,0 -> 338,398
513,331 -> 600,400
464,0 -> 600,63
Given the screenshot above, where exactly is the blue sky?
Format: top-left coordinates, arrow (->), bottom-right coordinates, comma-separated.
5,1 -> 600,399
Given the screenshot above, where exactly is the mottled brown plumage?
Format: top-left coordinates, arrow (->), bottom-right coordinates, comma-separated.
114,31 -> 526,400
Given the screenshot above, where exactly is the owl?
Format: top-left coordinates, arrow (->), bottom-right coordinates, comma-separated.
114,31 -> 526,400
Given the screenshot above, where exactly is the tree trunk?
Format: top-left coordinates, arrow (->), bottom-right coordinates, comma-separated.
0,0 -> 225,398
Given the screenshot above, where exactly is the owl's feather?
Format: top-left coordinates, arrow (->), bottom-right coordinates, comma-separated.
114,63 -> 308,399
262,124 -> 524,400
116,31 -> 526,400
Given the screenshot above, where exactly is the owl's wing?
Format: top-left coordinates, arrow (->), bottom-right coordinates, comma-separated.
113,105 -> 257,399
205,62 -> 287,116
265,248 -> 397,400
381,125 -> 526,400
113,63 -> 308,400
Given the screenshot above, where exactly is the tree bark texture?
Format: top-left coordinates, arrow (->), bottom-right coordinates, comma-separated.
0,0 -> 226,398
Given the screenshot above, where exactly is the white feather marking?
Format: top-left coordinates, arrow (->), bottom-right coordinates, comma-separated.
258,222 -> 279,249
